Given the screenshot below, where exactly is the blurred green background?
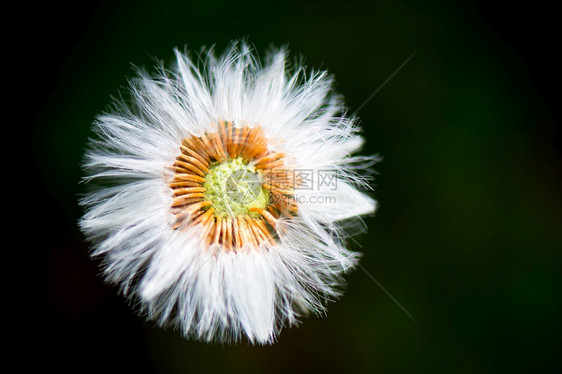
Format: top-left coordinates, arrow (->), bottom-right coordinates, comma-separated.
32,0 -> 560,373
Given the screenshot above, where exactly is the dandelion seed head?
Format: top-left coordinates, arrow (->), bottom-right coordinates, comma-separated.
79,41 -> 377,344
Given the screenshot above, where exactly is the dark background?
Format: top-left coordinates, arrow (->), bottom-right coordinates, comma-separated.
27,0 -> 560,373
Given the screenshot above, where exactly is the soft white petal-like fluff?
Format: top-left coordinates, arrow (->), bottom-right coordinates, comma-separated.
80,41 -> 376,344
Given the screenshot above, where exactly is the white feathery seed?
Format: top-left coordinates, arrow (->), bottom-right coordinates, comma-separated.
80,41 -> 377,344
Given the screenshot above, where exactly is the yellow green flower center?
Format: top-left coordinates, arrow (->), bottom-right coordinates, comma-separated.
202,157 -> 269,218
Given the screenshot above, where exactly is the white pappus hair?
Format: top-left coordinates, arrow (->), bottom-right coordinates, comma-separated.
79,41 -> 377,344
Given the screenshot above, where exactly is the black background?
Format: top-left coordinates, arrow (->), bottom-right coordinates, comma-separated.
22,1 -> 561,373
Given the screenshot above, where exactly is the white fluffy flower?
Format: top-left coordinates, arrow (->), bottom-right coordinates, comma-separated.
80,41 -> 376,344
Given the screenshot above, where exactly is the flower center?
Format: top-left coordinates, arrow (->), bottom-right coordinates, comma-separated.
169,121 -> 298,252
203,158 -> 269,218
